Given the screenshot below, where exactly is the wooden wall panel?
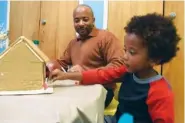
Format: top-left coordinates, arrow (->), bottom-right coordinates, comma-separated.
9,1 -> 40,43
10,1 -> 78,60
39,1 -> 60,60
108,1 -> 131,45
55,1 -> 78,59
163,1 -> 184,123
22,2 -> 40,41
108,1 -> 163,73
108,1 -> 163,45
39,1 -> 78,60
9,1 -> 23,43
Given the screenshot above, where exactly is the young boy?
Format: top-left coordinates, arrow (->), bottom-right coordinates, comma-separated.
49,13 -> 180,123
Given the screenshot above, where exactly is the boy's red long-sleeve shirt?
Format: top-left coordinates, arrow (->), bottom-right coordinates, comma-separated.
81,66 -> 174,123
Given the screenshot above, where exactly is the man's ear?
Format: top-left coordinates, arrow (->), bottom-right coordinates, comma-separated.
93,17 -> 95,23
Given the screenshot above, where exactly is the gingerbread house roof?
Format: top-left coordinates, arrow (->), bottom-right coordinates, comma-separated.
0,36 -> 49,62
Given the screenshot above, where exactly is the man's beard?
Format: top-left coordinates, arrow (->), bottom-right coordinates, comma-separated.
77,24 -> 94,38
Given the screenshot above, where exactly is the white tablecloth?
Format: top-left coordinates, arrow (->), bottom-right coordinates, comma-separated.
0,84 -> 107,123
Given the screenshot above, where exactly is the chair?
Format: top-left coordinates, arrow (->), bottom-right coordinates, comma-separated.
104,83 -> 121,115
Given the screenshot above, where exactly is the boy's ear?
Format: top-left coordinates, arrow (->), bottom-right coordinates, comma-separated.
150,62 -> 156,67
149,59 -> 160,66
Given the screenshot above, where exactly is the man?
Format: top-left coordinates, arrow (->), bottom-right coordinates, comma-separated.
47,4 -> 124,108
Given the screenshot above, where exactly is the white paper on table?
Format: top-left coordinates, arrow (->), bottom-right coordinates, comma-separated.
47,79 -> 80,87
0,87 -> 53,96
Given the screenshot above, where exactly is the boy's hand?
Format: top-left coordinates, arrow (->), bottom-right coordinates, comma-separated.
49,69 -> 66,82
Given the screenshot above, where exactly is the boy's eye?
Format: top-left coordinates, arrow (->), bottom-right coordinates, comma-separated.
129,49 -> 136,55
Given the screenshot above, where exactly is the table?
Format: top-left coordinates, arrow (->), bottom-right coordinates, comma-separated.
0,84 -> 107,123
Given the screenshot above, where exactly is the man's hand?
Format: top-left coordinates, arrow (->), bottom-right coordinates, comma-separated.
46,61 -> 61,72
68,65 -> 83,72
46,61 -> 61,78
49,69 -> 66,82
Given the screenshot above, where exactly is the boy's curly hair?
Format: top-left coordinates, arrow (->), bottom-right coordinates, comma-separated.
124,13 -> 180,65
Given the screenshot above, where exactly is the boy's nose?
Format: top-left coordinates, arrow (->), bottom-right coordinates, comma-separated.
123,52 -> 128,61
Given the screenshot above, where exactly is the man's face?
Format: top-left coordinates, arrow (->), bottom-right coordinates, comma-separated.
73,7 -> 95,38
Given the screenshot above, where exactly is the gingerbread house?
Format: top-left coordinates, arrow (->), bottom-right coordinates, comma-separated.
0,36 -> 50,91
